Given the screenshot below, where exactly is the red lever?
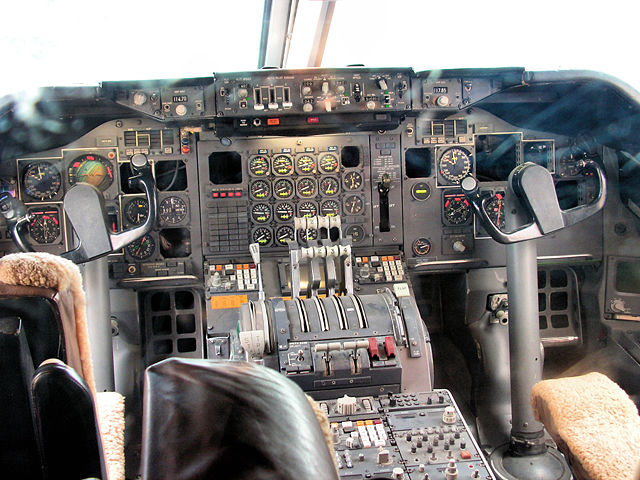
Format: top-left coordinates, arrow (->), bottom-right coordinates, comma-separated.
384,336 -> 396,358
368,337 -> 380,360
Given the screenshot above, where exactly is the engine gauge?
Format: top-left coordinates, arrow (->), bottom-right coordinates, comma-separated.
272,155 -> 294,176
159,196 -> 188,224
125,197 -> 149,225
252,226 -> 273,246
485,192 -> 506,230
22,162 -> 62,200
296,155 -> 316,174
251,203 -> 272,223
67,154 -> 114,191
412,237 -> 432,256
343,195 -> 364,215
320,199 -> 340,217
275,225 -> 295,245
319,177 -> 339,196
438,147 -> 471,184
28,207 -> 61,244
249,156 -> 270,176
298,228 -> 318,242
343,171 -> 363,190
296,177 -> 317,198
273,178 -> 294,199
298,201 -> 318,218
345,225 -> 365,244
443,191 -> 472,225
126,234 -> 155,260
274,202 -> 294,221
250,180 -> 271,200
319,153 -> 339,173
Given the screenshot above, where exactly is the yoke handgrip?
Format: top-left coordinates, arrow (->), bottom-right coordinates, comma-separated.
461,160 -> 606,244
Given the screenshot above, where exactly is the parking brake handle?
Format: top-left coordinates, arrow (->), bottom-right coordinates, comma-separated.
461,160 -> 606,244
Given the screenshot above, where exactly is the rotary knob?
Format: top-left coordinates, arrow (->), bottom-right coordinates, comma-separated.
442,406 -> 457,424
303,103 -> 313,113
436,95 -> 451,107
133,91 -> 148,106
302,85 -> 312,96
336,394 -> 358,415
237,87 -> 248,99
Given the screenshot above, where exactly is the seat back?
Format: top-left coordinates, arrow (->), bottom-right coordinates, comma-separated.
141,358 -> 338,480
31,360 -> 106,480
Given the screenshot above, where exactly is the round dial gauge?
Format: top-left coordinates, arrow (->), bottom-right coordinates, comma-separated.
319,177 -> 339,196
250,180 -> 271,200
412,237 -> 432,256
296,155 -> 316,174
411,182 -> 431,201
296,177 -> 317,198
345,225 -> 365,244
159,196 -> 188,224
439,148 -> 471,184
298,228 -> 318,242
319,153 -> 339,173
274,202 -> 294,221
125,198 -> 149,225
273,178 -> 294,199
486,193 -> 506,230
249,156 -> 269,176
23,162 -> 62,200
343,195 -> 363,215
251,203 -> 272,223
275,225 -> 295,245
68,154 -> 114,191
320,199 -> 340,217
126,234 -> 155,260
252,227 -> 272,246
272,155 -> 294,176
343,171 -> 363,190
28,208 -> 61,244
443,193 -> 472,225
298,201 -> 318,218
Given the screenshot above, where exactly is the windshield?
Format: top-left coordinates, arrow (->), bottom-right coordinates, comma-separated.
1,0 -> 639,96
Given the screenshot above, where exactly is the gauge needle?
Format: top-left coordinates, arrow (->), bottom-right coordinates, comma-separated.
497,201 -> 503,226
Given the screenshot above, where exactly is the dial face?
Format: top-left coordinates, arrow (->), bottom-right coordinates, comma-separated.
23,162 -> 62,200
412,237 -> 432,256
28,208 -> 61,244
159,196 -> 188,224
345,225 -> 365,244
126,234 -> 155,260
250,180 -> 271,200
343,171 -> 363,190
298,201 -> 318,218
298,228 -> 318,242
443,192 -> 472,225
319,153 -> 339,173
320,199 -> 340,217
296,177 -> 317,198
486,193 -> 506,230
68,154 -> 114,191
296,155 -> 316,174
319,177 -> 339,196
272,155 -> 294,176
274,202 -> 294,221
275,225 -> 295,245
343,195 -> 364,215
251,203 -> 272,223
411,182 -> 431,201
125,198 -> 149,225
252,227 -> 272,246
249,156 -> 269,176
439,148 -> 471,184
273,178 -> 294,199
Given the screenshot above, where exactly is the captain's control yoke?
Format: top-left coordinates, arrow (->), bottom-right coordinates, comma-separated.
461,160 -> 606,480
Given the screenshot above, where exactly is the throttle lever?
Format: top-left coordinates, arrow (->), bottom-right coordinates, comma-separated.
461,160 -> 606,244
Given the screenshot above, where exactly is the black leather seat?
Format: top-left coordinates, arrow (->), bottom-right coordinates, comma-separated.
141,358 -> 338,480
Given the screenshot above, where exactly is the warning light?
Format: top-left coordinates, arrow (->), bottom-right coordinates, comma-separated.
267,118 -> 280,126
307,117 -> 320,124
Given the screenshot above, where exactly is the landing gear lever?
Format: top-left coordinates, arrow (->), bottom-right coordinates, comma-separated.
461,161 -> 606,480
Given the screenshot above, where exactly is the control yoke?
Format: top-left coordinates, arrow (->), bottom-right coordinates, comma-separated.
461,160 -> 606,244
1,153 -> 157,264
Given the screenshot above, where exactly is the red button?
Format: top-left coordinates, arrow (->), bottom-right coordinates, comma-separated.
368,338 -> 379,360
220,192 -> 227,197
307,116 -> 320,124
235,191 -> 242,197
212,192 -> 219,198
384,336 -> 396,358
460,450 -> 472,460
181,146 -> 190,154
267,118 -> 280,126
